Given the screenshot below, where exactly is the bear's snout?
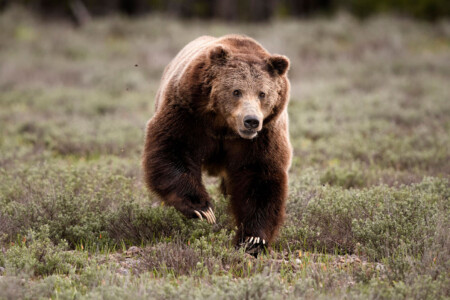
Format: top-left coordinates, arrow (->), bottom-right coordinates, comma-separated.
243,115 -> 260,129
235,100 -> 263,139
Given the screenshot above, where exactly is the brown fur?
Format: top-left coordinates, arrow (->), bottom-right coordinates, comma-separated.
143,35 -> 292,254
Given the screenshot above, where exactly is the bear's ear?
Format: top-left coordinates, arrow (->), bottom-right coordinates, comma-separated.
209,46 -> 229,65
266,55 -> 290,76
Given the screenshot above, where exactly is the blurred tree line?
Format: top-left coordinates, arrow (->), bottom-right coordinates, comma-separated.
0,0 -> 449,21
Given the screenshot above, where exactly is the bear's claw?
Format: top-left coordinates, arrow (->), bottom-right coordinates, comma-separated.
193,210 -> 203,221
244,236 -> 265,246
240,236 -> 267,257
193,207 -> 216,224
208,207 -> 217,223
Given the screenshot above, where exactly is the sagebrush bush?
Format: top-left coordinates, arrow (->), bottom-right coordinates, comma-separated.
320,165 -> 367,188
0,163 -> 139,246
352,178 -> 447,260
106,203 -> 196,244
3,226 -> 87,276
282,177 -> 449,261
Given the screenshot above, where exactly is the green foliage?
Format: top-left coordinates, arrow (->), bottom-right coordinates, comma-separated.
352,178 -> 448,260
0,163 -> 138,246
3,226 -> 87,276
106,202 -> 196,244
283,178 -> 448,260
320,165 -> 367,188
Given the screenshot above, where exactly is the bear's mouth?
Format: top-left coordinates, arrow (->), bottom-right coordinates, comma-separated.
239,129 -> 258,139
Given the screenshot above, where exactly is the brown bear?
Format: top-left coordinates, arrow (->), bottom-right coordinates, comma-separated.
143,34 -> 291,255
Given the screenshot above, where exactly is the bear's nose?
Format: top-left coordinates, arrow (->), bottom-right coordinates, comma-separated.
243,115 -> 260,129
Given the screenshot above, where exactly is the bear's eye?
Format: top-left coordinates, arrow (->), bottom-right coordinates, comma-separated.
233,90 -> 241,97
259,92 -> 266,99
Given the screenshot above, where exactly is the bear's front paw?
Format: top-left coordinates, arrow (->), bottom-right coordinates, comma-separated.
193,207 -> 216,224
244,236 -> 266,245
239,236 -> 267,257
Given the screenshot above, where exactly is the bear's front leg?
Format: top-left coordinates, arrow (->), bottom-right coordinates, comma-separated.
227,167 -> 288,256
143,126 -> 216,224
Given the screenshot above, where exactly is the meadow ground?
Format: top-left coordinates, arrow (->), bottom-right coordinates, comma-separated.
0,7 -> 449,299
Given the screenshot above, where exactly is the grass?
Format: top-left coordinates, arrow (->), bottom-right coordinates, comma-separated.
0,7 -> 449,299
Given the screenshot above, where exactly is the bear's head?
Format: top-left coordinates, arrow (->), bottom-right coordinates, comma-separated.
207,43 -> 290,139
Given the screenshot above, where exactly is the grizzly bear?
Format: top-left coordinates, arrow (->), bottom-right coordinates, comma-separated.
143,34 -> 291,255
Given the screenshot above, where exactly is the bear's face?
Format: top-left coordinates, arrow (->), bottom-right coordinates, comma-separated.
209,46 -> 289,139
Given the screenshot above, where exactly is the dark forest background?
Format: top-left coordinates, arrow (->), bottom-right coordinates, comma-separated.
1,0 -> 449,22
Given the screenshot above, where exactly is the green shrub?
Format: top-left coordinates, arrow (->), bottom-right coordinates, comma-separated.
320,165 -> 367,188
282,177 -> 448,260
0,163 -> 136,246
363,274 -> 450,300
353,177 -> 448,260
106,203 -> 195,245
4,226 -> 87,276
